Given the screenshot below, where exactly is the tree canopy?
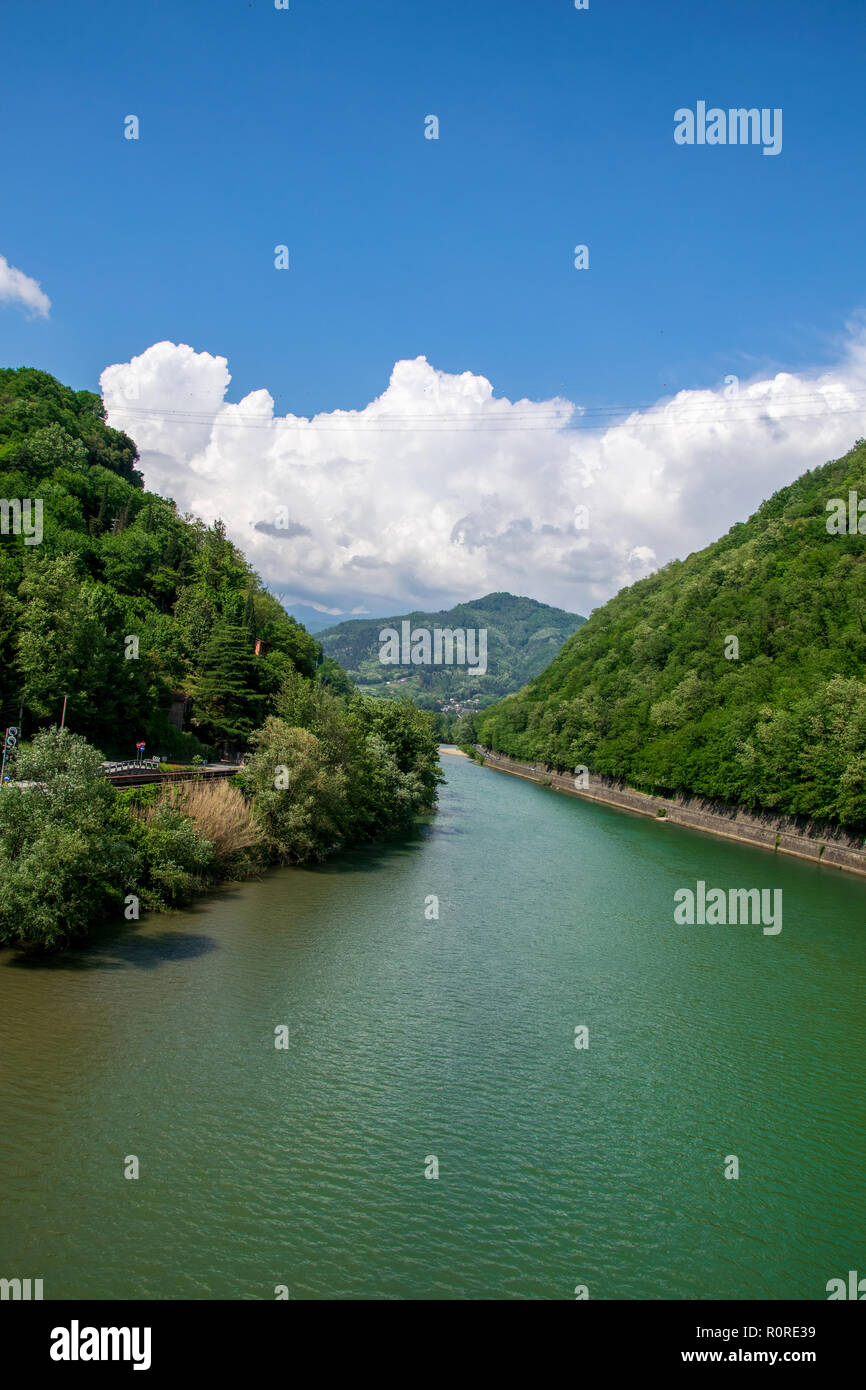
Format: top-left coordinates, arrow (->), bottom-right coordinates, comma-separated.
318,592 -> 585,713
477,438 -> 866,830
0,368 -> 444,950
0,367 -> 319,756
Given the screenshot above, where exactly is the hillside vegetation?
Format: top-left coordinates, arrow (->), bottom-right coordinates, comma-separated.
477,439 -> 866,830
0,367 -> 321,756
0,368 -> 442,950
319,592 -> 585,715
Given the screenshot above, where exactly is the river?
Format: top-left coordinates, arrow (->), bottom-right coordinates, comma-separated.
1,755 -> 864,1299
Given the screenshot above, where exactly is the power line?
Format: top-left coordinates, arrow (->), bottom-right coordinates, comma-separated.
107,405 -> 866,430
105,401 -> 866,432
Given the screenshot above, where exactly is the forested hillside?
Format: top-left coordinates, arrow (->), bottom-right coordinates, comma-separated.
319,592 -> 584,713
0,367 -> 442,949
477,438 -> 866,830
0,367 -> 320,756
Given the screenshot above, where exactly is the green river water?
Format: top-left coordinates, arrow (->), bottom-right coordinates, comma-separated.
1,754 -> 864,1300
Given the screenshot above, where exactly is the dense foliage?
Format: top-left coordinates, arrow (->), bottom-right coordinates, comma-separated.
318,593 -> 585,718
0,728 -> 136,948
0,367 -> 320,756
477,439 -> 866,830
242,678 -> 443,862
0,367 -> 444,949
0,684 -> 441,949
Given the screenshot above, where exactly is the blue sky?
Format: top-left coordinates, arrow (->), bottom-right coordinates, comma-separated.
3,0 -> 864,411
3,0 -> 866,617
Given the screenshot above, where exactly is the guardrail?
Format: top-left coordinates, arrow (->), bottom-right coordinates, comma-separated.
102,758 -> 162,775
103,764 -> 240,788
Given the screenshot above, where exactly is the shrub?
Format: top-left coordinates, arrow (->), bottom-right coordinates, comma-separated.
126,803 -> 216,908
241,717 -> 348,862
0,727 -> 135,949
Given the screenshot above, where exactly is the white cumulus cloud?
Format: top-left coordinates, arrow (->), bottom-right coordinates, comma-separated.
0,254 -> 51,318
101,332 -> 866,617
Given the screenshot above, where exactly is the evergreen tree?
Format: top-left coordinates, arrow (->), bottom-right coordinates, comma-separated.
194,623 -> 264,747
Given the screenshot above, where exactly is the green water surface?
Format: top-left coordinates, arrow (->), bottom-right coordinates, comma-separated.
1,755 -> 864,1299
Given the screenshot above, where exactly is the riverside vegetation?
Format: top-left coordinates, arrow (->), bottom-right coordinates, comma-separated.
476,438 -> 866,831
0,369 -> 441,950
0,690 -> 441,952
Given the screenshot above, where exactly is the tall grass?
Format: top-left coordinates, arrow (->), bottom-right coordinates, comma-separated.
141,778 -> 264,869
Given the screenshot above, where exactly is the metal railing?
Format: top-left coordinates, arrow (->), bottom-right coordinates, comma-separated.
102,757 -> 163,775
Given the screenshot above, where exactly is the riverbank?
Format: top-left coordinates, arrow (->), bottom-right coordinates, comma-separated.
0,705 -> 443,952
476,747 -> 866,878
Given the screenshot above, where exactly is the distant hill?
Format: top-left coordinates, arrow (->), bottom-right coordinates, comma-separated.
282,602 -> 355,634
318,592 -> 585,712
477,438 -> 866,830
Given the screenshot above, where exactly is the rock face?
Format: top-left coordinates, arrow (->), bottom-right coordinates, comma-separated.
476,749 -> 866,878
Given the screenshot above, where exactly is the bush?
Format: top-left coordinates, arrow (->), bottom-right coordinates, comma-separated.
0,665 -> 444,948
239,685 -> 444,863
0,727 -> 135,949
242,718 -> 348,862
124,801 -> 216,908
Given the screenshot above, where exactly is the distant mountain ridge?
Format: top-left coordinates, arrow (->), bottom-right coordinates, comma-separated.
318,592 -> 585,712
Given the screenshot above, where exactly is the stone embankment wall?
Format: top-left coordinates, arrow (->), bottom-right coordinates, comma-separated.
476,747 -> 866,877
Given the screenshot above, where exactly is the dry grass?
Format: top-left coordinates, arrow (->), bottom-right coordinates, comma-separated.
148,779 -> 264,863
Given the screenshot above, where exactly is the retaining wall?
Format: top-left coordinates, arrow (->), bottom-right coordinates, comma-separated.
476,748 -> 866,877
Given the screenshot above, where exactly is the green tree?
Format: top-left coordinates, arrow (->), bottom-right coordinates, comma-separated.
242,717 -> 348,861
0,728 -> 135,949
194,622 -> 264,747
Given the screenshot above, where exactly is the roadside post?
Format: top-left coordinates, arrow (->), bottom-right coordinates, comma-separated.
0,725 -> 19,784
